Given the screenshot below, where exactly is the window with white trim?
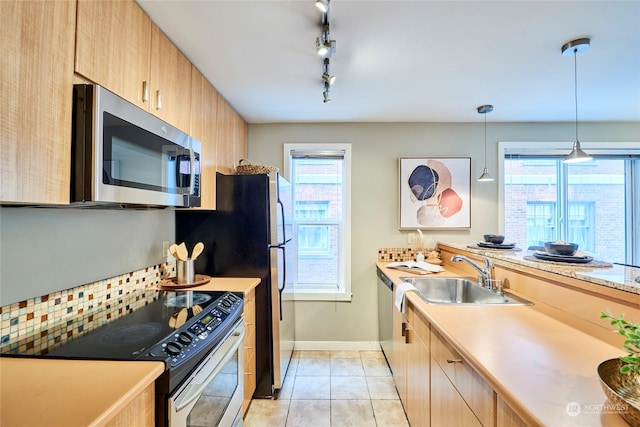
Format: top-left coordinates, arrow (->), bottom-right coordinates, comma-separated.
500,143 -> 640,266
283,144 -> 351,301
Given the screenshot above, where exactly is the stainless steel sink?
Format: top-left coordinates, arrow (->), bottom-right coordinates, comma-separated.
400,277 -> 533,306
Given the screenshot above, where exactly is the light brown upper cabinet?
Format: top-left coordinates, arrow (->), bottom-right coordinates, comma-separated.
75,0 -> 191,132
190,67 -> 219,209
215,95 -> 248,174
1,0 -> 76,204
75,0 -> 151,111
149,24 -> 192,132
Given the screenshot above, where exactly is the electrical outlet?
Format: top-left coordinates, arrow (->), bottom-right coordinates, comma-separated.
162,241 -> 170,258
408,233 -> 418,245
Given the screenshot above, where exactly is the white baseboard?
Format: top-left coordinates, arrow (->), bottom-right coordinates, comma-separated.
293,341 -> 381,351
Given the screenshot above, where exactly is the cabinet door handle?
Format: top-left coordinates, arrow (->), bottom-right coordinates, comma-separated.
156,89 -> 162,110
142,81 -> 149,103
401,322 -> 408,337
446,358 -> 463,364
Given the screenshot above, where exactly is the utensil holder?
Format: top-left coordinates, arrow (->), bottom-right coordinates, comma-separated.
177,260 -> 195,284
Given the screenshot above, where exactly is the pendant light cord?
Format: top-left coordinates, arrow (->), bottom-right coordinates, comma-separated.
484,112 -> 488,167
574,48 -> 579,142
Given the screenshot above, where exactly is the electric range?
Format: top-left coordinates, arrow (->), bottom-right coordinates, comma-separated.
39,290 -> 244,394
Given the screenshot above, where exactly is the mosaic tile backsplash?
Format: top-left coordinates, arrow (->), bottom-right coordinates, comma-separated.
378,247 -> 428,262
0,261 -> 176,356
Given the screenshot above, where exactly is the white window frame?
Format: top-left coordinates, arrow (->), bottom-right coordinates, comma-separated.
283,143 -> 352,301
498,141 -> 640,265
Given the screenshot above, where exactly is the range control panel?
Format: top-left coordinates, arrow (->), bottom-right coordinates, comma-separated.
147,292 -> 243,367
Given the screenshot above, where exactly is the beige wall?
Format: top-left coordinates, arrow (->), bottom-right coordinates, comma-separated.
247,121 -> 640,345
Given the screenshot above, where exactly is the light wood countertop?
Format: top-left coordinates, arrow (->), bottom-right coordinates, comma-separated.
155,276 -> 260,294
0,358 -> 164,427
378,262 -> 630,426
0,277 -> 260,427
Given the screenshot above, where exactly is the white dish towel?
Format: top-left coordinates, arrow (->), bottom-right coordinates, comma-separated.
395,282 -> 418,314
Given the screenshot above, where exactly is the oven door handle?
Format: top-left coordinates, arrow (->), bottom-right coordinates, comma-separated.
174,326 -> 245,412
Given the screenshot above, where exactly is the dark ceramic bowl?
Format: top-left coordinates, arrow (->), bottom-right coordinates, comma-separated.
483,234 -> 505,244
544,241 -> 578,256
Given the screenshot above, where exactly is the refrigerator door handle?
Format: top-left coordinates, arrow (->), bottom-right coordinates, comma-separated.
277,199 -> 287,246
275,244 -> 286,321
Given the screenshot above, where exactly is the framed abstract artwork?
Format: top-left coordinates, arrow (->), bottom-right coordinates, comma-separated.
399,157 -> 471,230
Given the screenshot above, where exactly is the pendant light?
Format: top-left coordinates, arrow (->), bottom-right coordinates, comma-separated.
477,104 -> 494,182
562,38 -> 592,163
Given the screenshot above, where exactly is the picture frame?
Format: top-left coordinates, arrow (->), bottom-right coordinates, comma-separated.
399,157 -> 471,230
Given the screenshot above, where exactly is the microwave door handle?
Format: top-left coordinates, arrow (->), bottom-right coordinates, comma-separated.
188,148 -> 195,195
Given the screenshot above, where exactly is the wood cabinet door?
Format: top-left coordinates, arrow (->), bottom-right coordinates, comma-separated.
215,96 -> 237,174
75,0 -> 151,110
190,67 -> 219,209
406,329 -> 430,427
431,355 -> 483,427
391,305 -> 408,404
242,289 -> 257,415
497,396 -> 528,427
233,108 -> 248,164
150,24 -> 192,132
1,0 -> 75,204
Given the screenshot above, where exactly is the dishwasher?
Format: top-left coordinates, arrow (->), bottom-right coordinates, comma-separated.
377,267 -> 394,366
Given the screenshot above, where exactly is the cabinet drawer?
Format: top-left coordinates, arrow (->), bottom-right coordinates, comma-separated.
407,303 -> 430,345
431,329 -> 496,426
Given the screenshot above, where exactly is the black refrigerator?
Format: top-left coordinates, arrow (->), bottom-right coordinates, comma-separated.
175,172 -> 294,399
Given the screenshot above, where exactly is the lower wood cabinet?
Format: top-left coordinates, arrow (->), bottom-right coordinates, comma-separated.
392,308 -> 408,404
431,329 -> 496,426
497,396 -> 529,427
431,355 -> 483,427
105,382 -> 155,427
392,299 -> 501,427
243,288 -> 256,416
406,320 -> 430,427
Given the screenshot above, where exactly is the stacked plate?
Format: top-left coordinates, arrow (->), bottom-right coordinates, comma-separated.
532,250 -> 593,264
476,241 -> 517,250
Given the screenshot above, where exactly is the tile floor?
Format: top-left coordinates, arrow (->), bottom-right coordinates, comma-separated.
244,350 -> 410,427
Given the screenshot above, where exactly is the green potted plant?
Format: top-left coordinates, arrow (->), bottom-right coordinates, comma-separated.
598,310 -> 640,425
600,310 -> 640,374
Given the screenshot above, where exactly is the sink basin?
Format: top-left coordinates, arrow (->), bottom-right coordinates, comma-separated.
400,277 -> 533,306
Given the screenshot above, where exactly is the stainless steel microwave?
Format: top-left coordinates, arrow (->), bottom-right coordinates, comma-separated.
71,84 -> 201,208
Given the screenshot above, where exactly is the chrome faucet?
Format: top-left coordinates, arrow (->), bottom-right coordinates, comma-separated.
450,254 -> 497,291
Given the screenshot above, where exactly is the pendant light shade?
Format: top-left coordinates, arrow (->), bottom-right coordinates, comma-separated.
477,104 -> 494,182
562,38 -> 592,164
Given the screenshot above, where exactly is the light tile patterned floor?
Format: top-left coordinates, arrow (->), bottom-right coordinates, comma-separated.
244,350 -> 410,427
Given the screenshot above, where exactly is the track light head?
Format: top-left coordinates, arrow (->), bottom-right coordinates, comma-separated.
322,73 -> 336,85
315,0 -> 329,13
323,90 -> 331,103
316,37 -> 330,56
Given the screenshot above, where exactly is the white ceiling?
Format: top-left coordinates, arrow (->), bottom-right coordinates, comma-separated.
136,0 -> 640,124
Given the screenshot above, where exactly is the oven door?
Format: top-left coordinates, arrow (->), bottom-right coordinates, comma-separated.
168,322 -> 245,427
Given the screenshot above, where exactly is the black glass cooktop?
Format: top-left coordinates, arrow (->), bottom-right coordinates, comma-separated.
45,291 -> 225,360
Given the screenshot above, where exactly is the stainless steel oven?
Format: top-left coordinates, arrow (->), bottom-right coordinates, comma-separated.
168,320 -> 245,427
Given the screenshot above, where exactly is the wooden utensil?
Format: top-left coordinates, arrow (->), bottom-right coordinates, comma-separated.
191,242 -> 204,260
169,244 -> 179,260
176,243 -> 188,261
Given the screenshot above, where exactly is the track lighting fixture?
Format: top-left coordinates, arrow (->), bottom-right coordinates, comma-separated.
477,104 -> 494,182
561,38 -> 592,164
322,58 -> 335,86
315,0 -> 329,13
315,0 -> 336,102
